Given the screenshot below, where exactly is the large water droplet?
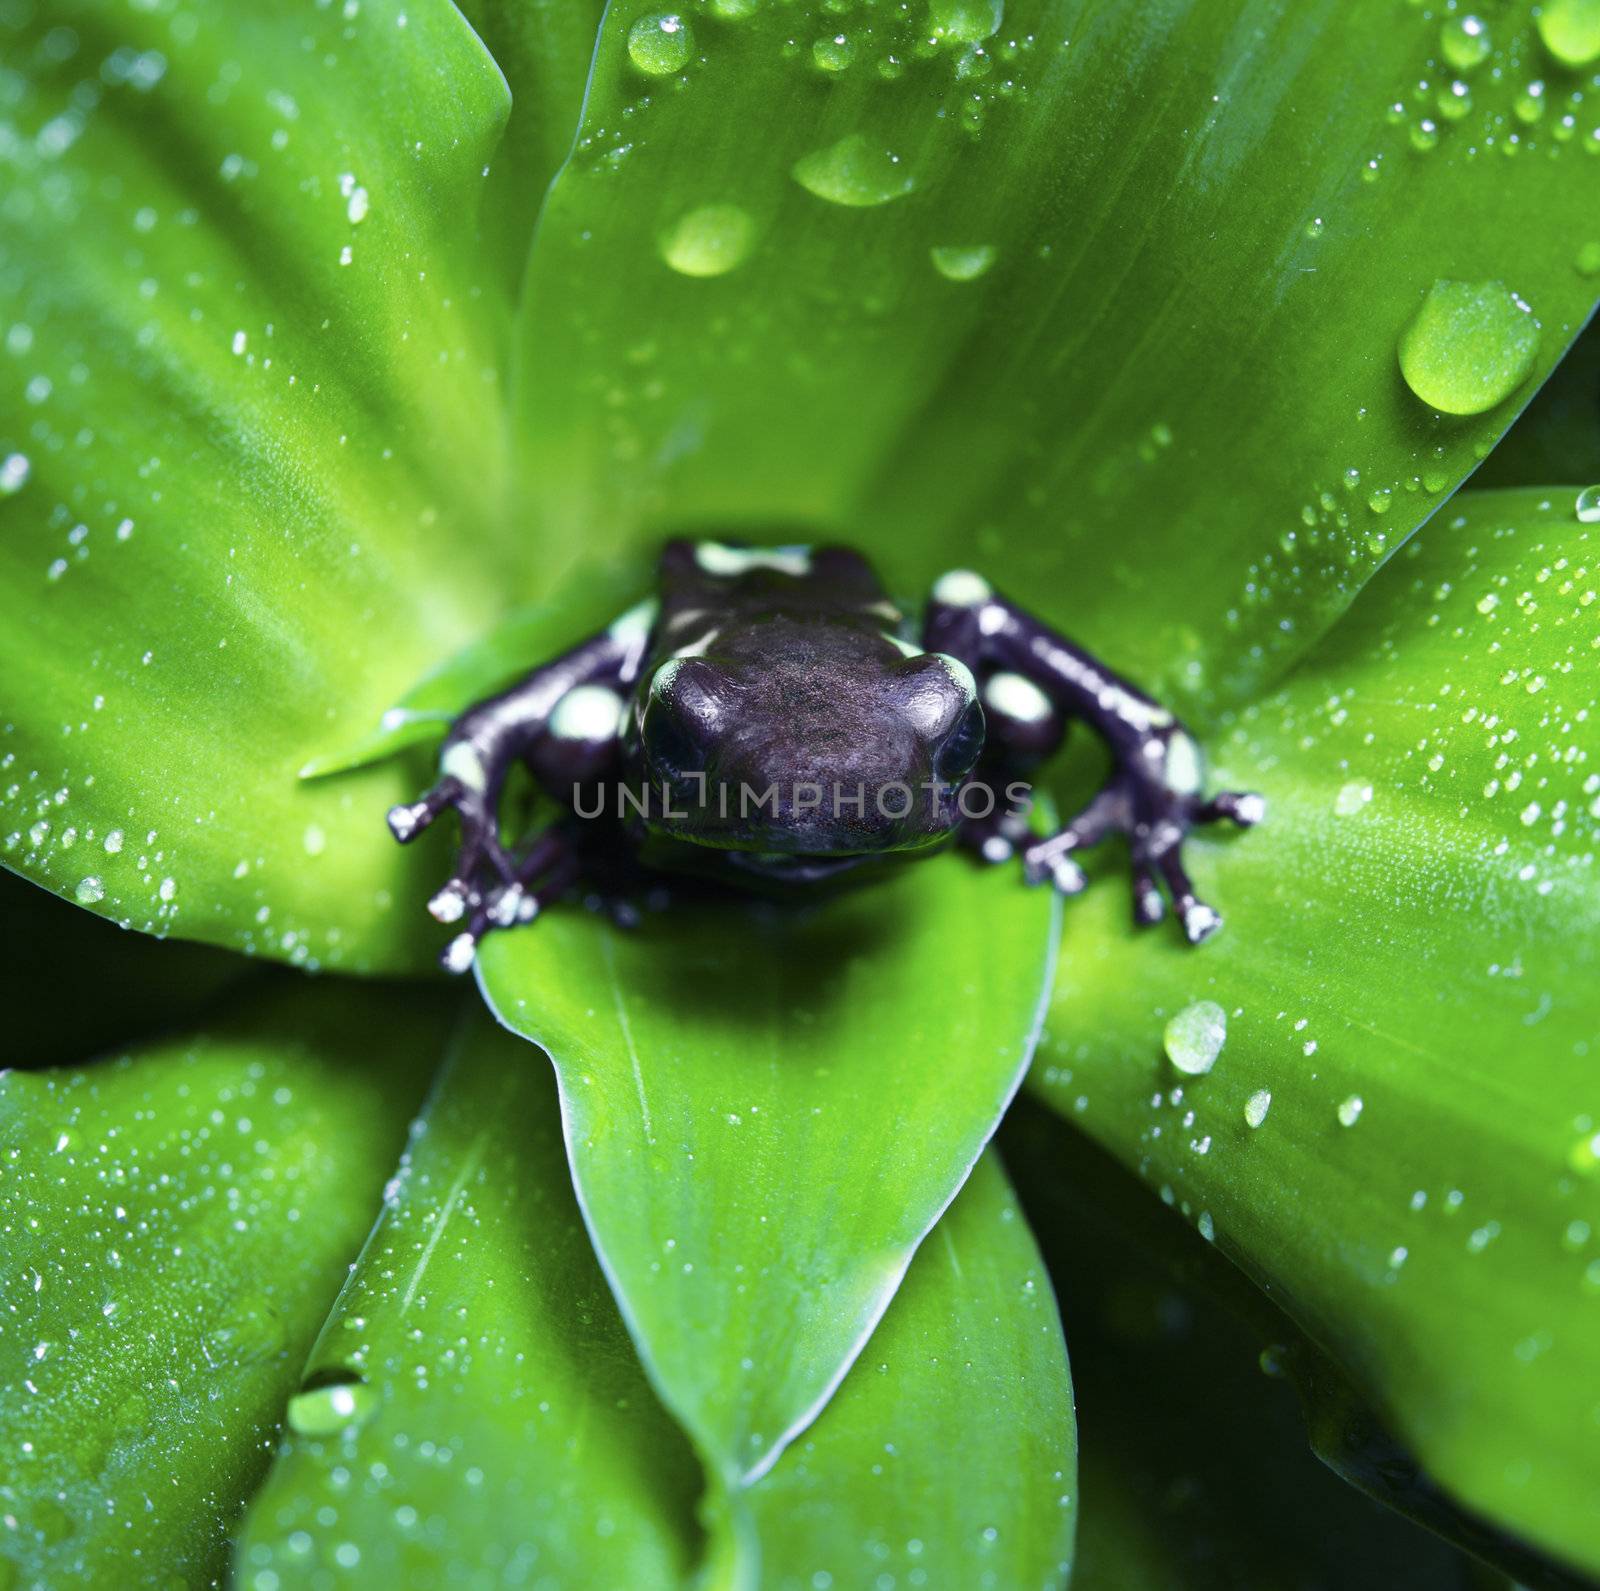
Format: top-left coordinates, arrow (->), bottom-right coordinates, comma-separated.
660,203 -> 756,277
1575,484 -> 1600,523
628,12 -> 694,76
287,1373 -> 379,1437
1163,1001 -> 1226,1076
74,876 -> 105,905
1337,1094 -> 1365,1128
1398,279 -> 1539,416
1537,0 -> 1600,66
793,133 -> 915,207
0,453 -> 30,496
1439,14 -> 1491,71
931,243 -> 997,281
928,0 -> 1004,45
1244,1088 -> 1272,1128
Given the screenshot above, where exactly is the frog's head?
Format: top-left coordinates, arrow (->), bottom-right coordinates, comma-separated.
634,619 -> 985,867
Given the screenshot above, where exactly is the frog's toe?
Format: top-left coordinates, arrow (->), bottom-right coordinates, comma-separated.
1199,789 -> 1266,828
387,777 -> 463,843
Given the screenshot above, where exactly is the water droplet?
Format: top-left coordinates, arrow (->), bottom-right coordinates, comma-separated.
1398,279 -> 1539,416
1439,14 -> 1491,71
1514,80 -> 1546,124
1334,781 -> 1373,816
1537,0 -> 1600,67
1337,1094 -> 1364,1128
931,243 -> 997,281
103,828 -> 124,853
660,203 -> 756,277
1575,485 -> 1600,522
1244,1088 -> 1272,1128
0,453 -> 30,495
793,133 -> 915,207
1163,1001 -> 1226,1076
1437,79 -> 1472,120
928,0 -> 1004,45
628,12 -> 693,76
159,876 -> 178,902
74,876 -> 104,905
1410,118 -> 1439,152
813,33 -> 854,72
287,1373 -> 379,1437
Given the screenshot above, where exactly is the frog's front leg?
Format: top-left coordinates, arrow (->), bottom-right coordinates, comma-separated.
387,600 -> 656,970
923,572 -> 1263,944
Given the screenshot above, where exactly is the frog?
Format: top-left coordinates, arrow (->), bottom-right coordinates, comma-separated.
387,538 -> 1263,972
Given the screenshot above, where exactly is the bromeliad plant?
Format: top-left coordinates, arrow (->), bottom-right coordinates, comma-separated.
1,2 -> 1597,1587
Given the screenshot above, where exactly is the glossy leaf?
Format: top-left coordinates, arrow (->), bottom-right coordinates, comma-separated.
453,0 -> 606,290
1004,1104 -> 1490,1591
1030,488 -> 1600,1576
0,978 -> 444,1589
237,1008 -> 1075,1591
740,1149 -> 1075,1591
0,1 -> 517,971
298,563 -> 644,779
235,1007 -> 704,1590
515,0 -> 1600,715
477,851 -> 1060,1483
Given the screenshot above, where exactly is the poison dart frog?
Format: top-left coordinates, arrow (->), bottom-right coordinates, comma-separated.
388,539 -> 1263,972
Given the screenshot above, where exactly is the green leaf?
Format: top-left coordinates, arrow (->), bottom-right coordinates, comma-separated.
234,1006 -> 705,1590
0,865 -> 240,1070
237,1010 -> 1075,1591
297,562 -> 644,779
1004,1103 -> 1500,1591
452,1 -> 606,290
0,977 -> 444,1590
514,0 -> 1600,715
0,1 -> 518,971
477,850 -> 1060,1483
739,1148 -> 1076,1591
1029,487 -> 1600,1575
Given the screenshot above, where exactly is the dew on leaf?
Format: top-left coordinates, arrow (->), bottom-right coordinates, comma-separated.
1575,485 -> 1600,523
1439,15 -> 1491,71
1334,781 -> 1373,815
628,12 -> 694,76
1398,279 -> 1539,416
286,1374 -> 378,1437
813,33 -> 854,72
660,203 -> 756,277
928,0 -> 1004,45
1244,1088 -> 1272,1128
0,453 -> 30,495
792,133 -> 915,207
931,243 -> 997,281
1338,1094 -> 1365,1127
1163,1001 -> 1226,1076
1537,0 -> 1600,67
74,876 -> 104,905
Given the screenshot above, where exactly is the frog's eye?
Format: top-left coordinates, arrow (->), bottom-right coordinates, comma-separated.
936,699 -> 986,783
641,664 -> 713,779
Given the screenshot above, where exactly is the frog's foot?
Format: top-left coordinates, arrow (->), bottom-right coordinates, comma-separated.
1021,780 -> 1263,945
436,826 -> 585,975
387,775 -> 520,929
956,799 -> 1034,866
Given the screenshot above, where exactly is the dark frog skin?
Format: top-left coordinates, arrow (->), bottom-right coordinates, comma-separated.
389,539 -> 1264,973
